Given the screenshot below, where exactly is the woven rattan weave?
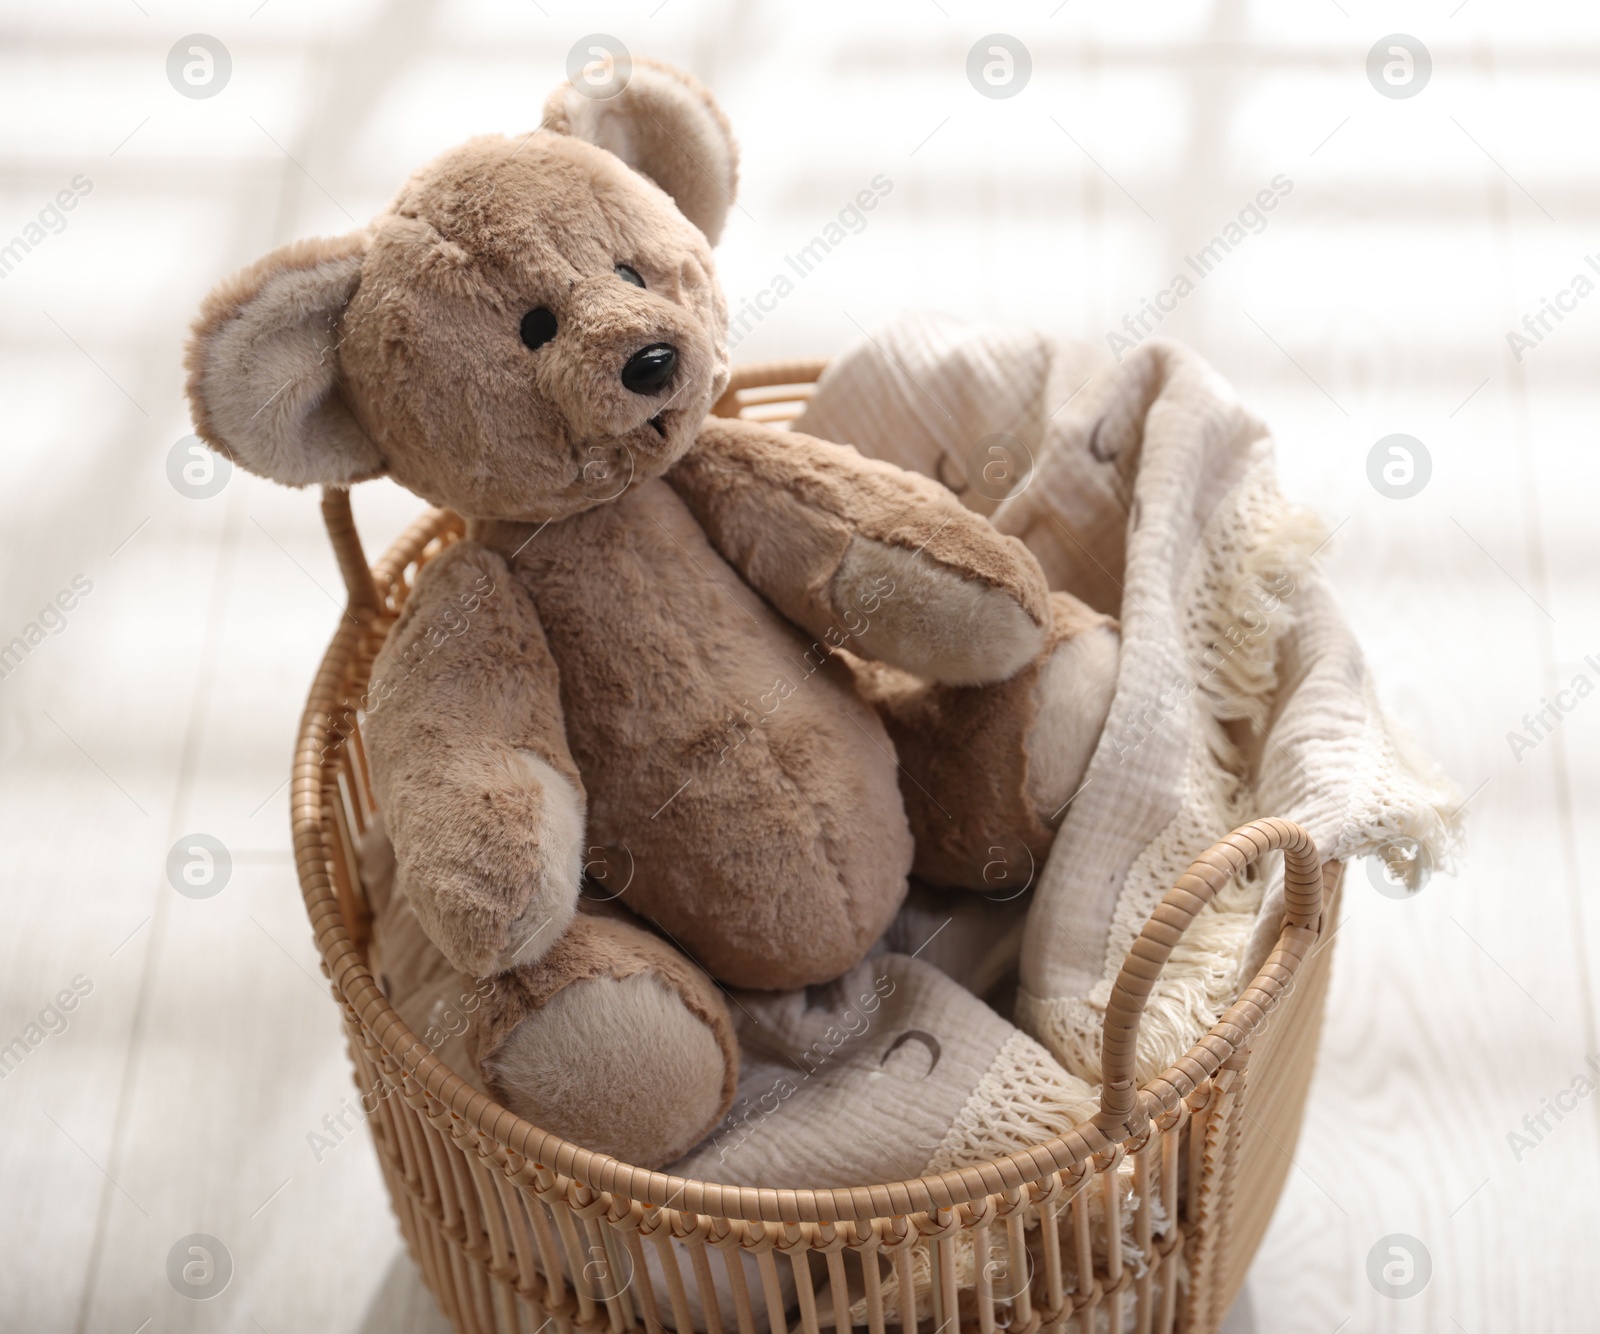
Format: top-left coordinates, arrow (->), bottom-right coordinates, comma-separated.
291,362 -> 1342,1334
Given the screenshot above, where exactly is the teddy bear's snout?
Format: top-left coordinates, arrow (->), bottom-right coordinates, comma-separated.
620,343 -> 678,396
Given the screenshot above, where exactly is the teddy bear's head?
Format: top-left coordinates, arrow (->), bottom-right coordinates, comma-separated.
186,60 -> 737,522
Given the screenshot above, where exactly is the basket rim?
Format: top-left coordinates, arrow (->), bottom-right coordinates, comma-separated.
291,362 -> 1333,1225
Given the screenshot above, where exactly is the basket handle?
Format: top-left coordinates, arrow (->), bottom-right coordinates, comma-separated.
321,486 -> 379,614
1094,817 -> 1323,1137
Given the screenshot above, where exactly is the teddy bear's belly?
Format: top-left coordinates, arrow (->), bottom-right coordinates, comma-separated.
502,478 -> 913,991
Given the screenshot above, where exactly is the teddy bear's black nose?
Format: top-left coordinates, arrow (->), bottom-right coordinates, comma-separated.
621,343 -> 678,395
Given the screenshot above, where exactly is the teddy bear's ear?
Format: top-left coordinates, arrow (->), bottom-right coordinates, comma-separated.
542,57 -> 739,245
184,231 -> 385,487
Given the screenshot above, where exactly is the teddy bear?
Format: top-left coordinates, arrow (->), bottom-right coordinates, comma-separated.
184,59 -> 1119,1169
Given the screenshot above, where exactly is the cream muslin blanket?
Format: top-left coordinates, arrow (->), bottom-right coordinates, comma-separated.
796,313 -> 1461,1086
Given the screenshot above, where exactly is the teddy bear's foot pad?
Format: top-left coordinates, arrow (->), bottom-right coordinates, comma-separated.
851,591 -> 1119,891
479,912 -> 740,1168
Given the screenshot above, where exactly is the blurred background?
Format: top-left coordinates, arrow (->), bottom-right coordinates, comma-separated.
2,1 -> 1595,1329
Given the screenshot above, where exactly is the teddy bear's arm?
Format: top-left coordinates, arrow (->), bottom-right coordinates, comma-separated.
363,540 -> 586,977
668,416 -> 1053,684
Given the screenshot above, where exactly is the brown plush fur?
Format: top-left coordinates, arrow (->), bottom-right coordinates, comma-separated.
470,475 -> 913,991
365,539 -> 587,976
479,905 -> 738,1166
850,594 -> 1118,890
184,232 -> 382,487
339,130 -> 728,524
672,417 -> 1050,682
542,57 -> 739,247
184,60 -> 1113,1168
362,822 -> 736,1168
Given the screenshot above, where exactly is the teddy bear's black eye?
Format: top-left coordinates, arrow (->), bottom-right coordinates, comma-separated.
520,307 -> 558,350
615,264 -> 645,288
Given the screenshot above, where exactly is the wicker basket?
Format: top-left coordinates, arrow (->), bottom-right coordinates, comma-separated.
293,362 -> 1343,1334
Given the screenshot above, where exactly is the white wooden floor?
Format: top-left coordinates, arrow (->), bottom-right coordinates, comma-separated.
2,2 -> 1596,1330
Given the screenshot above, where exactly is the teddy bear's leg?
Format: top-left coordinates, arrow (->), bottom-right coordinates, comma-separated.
475,910 -> 739,1168
850,591 -> 1119,891
363,815 -> 737,1169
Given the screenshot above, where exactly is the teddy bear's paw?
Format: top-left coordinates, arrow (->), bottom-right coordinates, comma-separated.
830,535 -> 1046,685
398,747 -> 587,977
481,914 -> 738,1168
1024,598 -> 1121,828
